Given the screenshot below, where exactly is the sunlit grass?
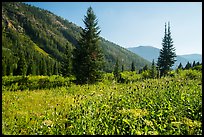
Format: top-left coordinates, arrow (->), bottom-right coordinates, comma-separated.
2,70 -> 202,135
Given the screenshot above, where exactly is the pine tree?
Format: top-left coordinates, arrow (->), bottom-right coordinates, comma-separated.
46,59 -> 52,76
27,61 -> 36,76
185,61 -> 191,69
121,64 -> 124,72
31,61 -> 36,75
6,65 -> 12,76
54,62 -> 59,75
16,51 -> 27,76
192,61 -> 196,68
73,7 -> 104,84
195,61 -> 200,66
150,59 -> 157,78
113,58 -> 120,81
26,56 -> 37,76
35,59 -> 40,75
2,59 -> 7,76
143,65 -> 148,72
40,58 -> 47,75
178,62 -> 183,69
131,61 -> 135,72
157,22 -> 176,76
138,69 -> 142,74
61,43 -> 72,77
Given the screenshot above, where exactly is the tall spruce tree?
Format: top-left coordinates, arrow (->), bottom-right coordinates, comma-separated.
2,58 -> 7,76
27,60 -> 36,76
113,58 -> 120,81
185,61 -> 191,69
157,22 -> 176,76
131,61 -> 135,72
16,51 -> 27,76
195,61 -> 200,66
61,43 -> 72,77
73,7 -> 104,84
178,63 -> 183,69
150,59 -> 157,78
54,62 -> 59,75
40,58 -> 47,75
192,61 -> 196,68
121,64 -> 124,72
143,65 -> 148,72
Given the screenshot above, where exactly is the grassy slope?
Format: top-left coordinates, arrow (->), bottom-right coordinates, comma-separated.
2,70 -> 202,135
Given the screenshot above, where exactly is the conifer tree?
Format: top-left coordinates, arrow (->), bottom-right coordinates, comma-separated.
61,43 -> 72,77
2,59 -> 7,76
185,61 -> 191,69
131,61 -> 135,72
150,59 -> 157,78
26,55 -> 36,75
46,59 -> 52,76
192,61 -> 196,68
54,62 -> 59,75
36,59 -> 40,75
178,62 -> 183,69
6,63 -> 12,76
143,65 -> 148,72
157,22 -> 176,76
138,65 -> 148,74
73,7 -> 104,84
16,51 -> 27,76
31,62 -> 36,75
40,58 -> 47,75
113,58 -> 120,81
195,61 -> 200,66
27,61 -> 36,75
138,69 -> 142,74
121,64 -> 124,72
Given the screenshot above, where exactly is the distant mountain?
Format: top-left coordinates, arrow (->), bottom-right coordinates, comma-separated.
179,54 -> 202,63
127,46 -> 160,62
127,46 -> 202,68
2,2 -> 150,76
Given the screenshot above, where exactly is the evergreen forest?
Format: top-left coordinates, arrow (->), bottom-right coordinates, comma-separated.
2,2 -> 202,135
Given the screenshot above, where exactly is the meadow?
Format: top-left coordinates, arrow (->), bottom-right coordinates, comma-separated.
2,69 -> 202,135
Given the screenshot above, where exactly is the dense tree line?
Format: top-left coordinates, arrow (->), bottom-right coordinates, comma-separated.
5,2 -> 200,83
2,27 -> 60,76
2,2 -> 150,76
177,61 -> 202,70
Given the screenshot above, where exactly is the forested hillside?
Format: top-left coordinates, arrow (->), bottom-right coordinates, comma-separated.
2,2 -> 202,135
2,2 -> 150,76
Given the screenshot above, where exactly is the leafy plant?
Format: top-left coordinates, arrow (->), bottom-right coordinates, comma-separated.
2,69 -> 202,135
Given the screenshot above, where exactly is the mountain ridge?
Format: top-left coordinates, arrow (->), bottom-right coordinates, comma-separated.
2,2 -> 150,76
127,46 -> 202,68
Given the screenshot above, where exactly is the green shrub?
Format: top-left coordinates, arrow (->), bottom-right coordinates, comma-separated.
181,70 -> 201,80
192,65 -> 202,71
141,70 -> 150,79
2,73 -> 202,135
2,75 -> 72,91
167,71 -> 176,77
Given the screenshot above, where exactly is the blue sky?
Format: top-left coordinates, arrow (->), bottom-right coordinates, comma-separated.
25,2 -> 202,55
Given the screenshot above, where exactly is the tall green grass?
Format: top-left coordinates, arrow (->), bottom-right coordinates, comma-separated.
2,70 -> 202,135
